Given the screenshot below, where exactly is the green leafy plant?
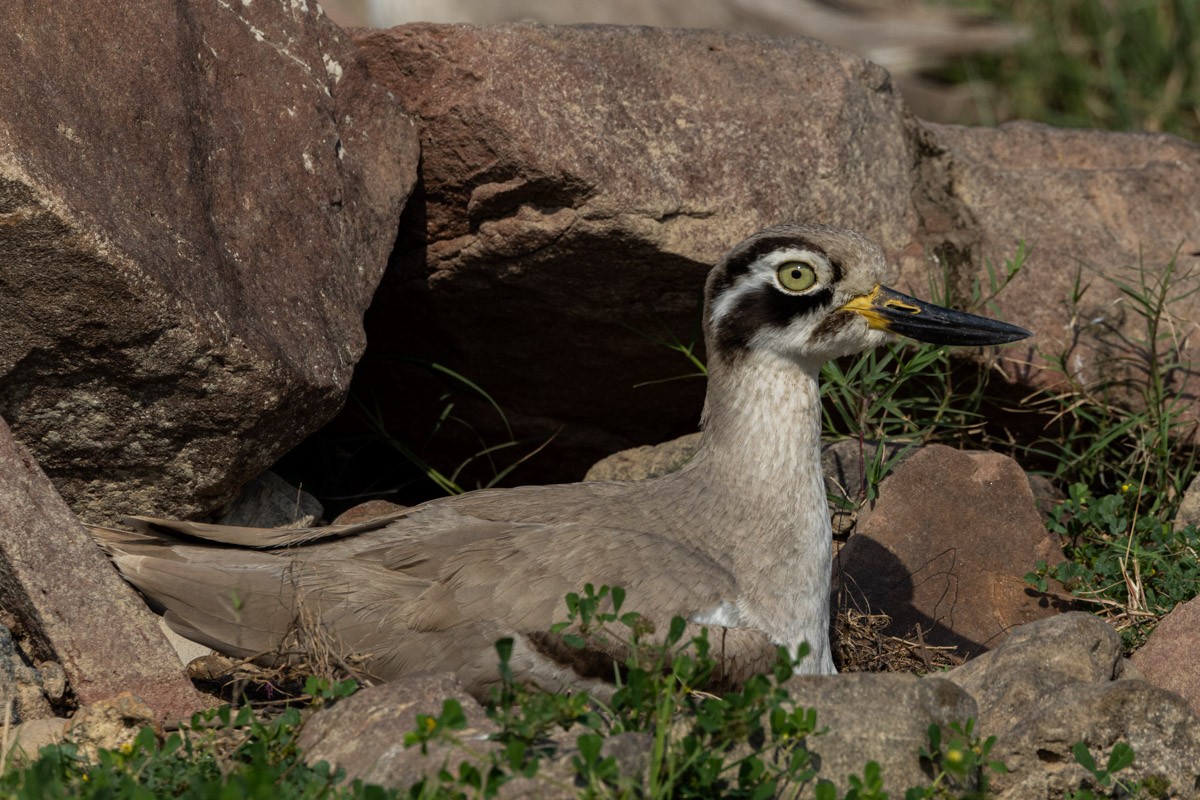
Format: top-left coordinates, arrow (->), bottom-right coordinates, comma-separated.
398,584 -> 827,798
1026,483 -> 1200,646
396,587 -> 1021,800
1019,252 -> 1200,518
906,720 -> 1008,800
0,705 -> 394,799
1062,740 -> 1159,800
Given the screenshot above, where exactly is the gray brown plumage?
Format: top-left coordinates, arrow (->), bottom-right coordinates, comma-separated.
92,224 -> 1030,698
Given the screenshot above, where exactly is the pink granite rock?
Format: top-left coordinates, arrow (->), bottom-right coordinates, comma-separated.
0,1 -> 419,522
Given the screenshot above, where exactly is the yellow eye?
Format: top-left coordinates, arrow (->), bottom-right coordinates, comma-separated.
777,261 -> 817,293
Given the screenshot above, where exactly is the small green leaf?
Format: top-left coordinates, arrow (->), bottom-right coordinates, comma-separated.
1106,741 -> 1135,773
1072,741 -> 1098,774
814,781 -> 838,800
667,615 -> 686,645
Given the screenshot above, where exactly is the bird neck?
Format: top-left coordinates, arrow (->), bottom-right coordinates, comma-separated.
695,350 -> 825,503
681,350 -> 834,667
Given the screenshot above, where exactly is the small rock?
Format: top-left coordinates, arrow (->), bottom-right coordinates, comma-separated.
5,717 -> 68,767
584,432 -> 702,482
36,661 -> 66,703
941,612 -> 1125,736
1132,596 -> 1200,717
783,673 -> 978,795
64,692 -> 156,763
499,730 -> 653,800
835,445 -> 1071,658
214,472 -> 324,529
298,673 -> 499,790
332,499 -> 408,526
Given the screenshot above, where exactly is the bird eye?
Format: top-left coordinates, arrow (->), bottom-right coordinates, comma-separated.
777,261 -> 817,293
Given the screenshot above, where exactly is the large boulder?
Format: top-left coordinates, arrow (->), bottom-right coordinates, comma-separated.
920,122 -> 1200,402
343,23 -> 1200,488
0,1 -> 419,521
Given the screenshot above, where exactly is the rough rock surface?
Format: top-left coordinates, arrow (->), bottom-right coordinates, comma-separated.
298,673 -> 499,790
584,432 -> 702,482
0,1 -> 419,522
835,445 -> 1070,657
1177,472 -> 1200,532
1132,596 -> 1200,717
0,417 -> 205,719
325,0 -> 1025,125
940,612 -> 1200,800
5,717 -> 66,767
923,123 -> 1200,402
63,692 -> 156,764
941,612 -> 1125,735
783,673 -> 977,794
298,670 -> 975,797
290,614 -> 1200,797
989,681 -> 1200,800
340,23 -> 1199,489
0,625 -> 58,723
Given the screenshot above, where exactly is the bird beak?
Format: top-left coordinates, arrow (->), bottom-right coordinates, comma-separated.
839,285 -> 1032,346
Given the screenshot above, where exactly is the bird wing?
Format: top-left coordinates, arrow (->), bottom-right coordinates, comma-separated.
92,505 -> 776,697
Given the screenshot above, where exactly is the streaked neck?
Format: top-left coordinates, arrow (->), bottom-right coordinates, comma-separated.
683,350 -> 833,667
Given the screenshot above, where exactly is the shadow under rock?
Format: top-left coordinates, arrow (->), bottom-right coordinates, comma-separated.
833,535 -> 1079,664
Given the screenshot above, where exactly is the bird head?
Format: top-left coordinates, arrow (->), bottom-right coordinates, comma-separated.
704,224 -> 1031,368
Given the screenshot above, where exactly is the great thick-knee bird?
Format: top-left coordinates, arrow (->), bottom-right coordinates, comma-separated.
92,224 -> 1030,698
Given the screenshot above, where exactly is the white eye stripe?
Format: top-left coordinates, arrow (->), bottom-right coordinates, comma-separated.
710,248 -> 831,326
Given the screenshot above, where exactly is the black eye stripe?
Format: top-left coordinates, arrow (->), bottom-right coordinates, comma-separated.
713,285 -> 835,355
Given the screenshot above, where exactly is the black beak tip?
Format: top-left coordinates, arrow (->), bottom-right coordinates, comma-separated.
998,323 -> 1034,344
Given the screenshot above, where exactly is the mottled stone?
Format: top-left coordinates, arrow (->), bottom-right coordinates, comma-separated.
1132,596 -> 1200,717
215,472 -> 324,529
0,417 -> 205,719
942,612 -> 1125,735
784,673 -> 978,795
298,673 -> 498,789
0,0 -> 419,522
